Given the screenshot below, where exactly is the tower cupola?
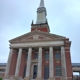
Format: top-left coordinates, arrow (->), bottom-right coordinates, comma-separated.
36,0 -> 47,24
31,0 -> 50,32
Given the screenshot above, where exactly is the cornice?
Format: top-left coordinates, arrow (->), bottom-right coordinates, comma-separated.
10,38 -> 65,44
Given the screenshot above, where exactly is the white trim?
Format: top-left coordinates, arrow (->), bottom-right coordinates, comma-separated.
10,41 -> 64,48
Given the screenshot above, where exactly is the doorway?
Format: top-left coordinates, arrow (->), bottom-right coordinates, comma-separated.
33,65 -> 38,79
23,65 -> 26,78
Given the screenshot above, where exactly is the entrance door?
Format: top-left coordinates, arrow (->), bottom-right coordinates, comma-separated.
23,65 -> 26,78
33,65 -> 37,79
44,66 -> 49,79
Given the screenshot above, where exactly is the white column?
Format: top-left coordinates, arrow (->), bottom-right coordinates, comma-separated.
49,47 -> 54,78
37,47 -> 42,78
61,46 -> 67,79
4,48 -> 13,77
26,48 -> 32,77
15,48 -> 22,77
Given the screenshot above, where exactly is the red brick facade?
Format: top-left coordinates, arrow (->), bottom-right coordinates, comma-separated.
31,27 -> 49,32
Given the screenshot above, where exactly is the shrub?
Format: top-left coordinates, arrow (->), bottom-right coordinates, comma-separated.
0,78 -> 2,80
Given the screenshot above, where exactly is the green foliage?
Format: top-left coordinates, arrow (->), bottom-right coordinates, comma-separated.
0,78 -> 2,80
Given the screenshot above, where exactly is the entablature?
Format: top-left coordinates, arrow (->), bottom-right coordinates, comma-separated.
10,41 -> 64,48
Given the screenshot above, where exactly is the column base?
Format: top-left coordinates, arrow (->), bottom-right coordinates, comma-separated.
36,77 -> 42,80
3,76 -> 8,79
48,78 -> 55,80
3,76 -> 22,80
62,78 -> 68,80
24,77 -> 30,80
3,77 -> 15,80
3,79 -> 15,80
14,76 -> 19,80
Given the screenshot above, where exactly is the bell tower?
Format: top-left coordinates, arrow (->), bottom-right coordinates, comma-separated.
31,0 -> 50,32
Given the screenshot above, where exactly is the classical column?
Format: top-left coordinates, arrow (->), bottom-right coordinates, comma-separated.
49,47 -> 54,80
15,48 -> 22,77
24,48 -> 32,80
37,47 -> 42,80
4,48 -> 13,78
61,46 -> 67,80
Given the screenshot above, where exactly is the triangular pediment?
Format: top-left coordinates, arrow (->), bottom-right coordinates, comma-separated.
9,30 -> 66,43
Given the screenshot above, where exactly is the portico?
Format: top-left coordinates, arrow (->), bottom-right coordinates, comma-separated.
4,39 -> 68,80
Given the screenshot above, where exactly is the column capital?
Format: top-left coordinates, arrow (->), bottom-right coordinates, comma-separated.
18,47 -> 23,50
28,47 -> 32,49
13,49 -> 18,53
49,46 -> 54,50
39,46 -> 42,48
49,46 -> 53,49
61,46 -> 65,48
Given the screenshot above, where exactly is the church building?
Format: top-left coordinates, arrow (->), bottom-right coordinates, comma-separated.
3,0 -> 72,80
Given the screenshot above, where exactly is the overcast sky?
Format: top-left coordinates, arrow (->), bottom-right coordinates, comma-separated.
0,0 -> 80,63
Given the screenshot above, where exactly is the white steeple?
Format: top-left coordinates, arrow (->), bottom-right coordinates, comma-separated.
36,0 -> 47,24
39,0 -> 44,7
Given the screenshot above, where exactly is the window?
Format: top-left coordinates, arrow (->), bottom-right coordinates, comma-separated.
45,53 -> 49,60
55,66 -> 62,76
44,66 -> 49,79
55,53 -> 61,60
33,65 -> 37,79
35,53 -> 38,59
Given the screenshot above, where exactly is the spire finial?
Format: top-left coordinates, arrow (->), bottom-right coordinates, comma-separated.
39,0 -> 44,7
